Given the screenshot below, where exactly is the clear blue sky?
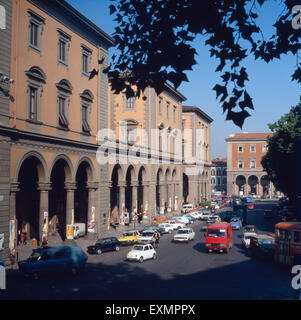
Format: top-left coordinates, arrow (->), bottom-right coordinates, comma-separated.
68,0 -> 300,159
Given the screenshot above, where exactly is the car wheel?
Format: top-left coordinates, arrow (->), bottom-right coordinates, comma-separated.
115,246 -> 120,252
153,253 -> 157,260
139,256 -> 144,263
206,248 -> 210,254
97,249 -> 102,255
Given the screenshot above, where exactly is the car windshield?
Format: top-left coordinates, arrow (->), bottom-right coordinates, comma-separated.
207,229 -> 226,238
133,245 -> 144,251
29,251 -> 42,261
231,219 -> 239,222
96,239 -> 106,245
177,229 -> 189,234
245,227 -> 254,232
141,232 -> 154,237
123,232 -> 133,237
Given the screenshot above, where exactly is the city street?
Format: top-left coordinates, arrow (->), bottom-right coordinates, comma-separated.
1,201 -> 296,300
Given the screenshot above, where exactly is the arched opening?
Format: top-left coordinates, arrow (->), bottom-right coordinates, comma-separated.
110,164 -> 122,215
137,167 -> 146,212
74,162 -> 91,233
156,169 -> 163,213
248,175 -> 259,195
16,156 -> 42,241
183,173 -> 189,203
49,158 -> 71,240
235,175 -> 246,195
125,166 -> 134,213
260,175 -> 270,195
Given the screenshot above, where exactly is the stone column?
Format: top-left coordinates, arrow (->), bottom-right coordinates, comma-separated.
132,180 -> 138,214
87,181 -> 98,231
10,182 -> 19,220
65,182 -> 76,227
118,181 -> 126,216
37,182 -> 51,243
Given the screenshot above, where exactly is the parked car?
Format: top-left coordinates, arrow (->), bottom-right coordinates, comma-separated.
87,237 -> 120,255
243,225 -> 257,234
141,225 -> 165,235
18,246 -> 87,279
173,228 -> 195,242
126,244 -> 157,263
249,234 -> 275,259
230,217 -> 242,230
184,214 -> 196,223
205,222 -> 233,253
158,223 -> 174,234
188,212 -> 200,220
174,216 -> 190,225
151,216 -> 168,226
137,230 -> 156,244
166,219 -> 185,230
199,210 -> 212,221
182,203 -> 194,213
242,231 -> 257,249
118,230 -> 141,246
208,215 -> 221,223
73,223 -> 86,239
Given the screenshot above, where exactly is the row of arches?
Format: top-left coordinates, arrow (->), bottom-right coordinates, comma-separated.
109,164 -> 181,220
12,151 -> 97,242
234,175 -> 273,195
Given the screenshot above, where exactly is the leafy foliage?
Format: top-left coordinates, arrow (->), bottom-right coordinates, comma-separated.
261,98 -> 301,200
103,0 -> 301,127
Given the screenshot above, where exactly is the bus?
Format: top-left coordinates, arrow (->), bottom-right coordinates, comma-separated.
274,222 -> 301,265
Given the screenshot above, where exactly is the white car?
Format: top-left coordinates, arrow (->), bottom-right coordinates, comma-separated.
158,223 -> 174,234
242,232 -> 257,249
126,244 -> 157,263
199,210 -> 212,221
188,212 -> 200,220
167,220 -> 185,230
173,228 -> 195,242
138,231 -> 156,244
182,203 -> 194,213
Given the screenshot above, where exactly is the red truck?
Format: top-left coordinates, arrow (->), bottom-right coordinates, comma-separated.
205,222 -> 233,253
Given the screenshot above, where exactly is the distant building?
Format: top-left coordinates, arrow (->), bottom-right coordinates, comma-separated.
225,132 -> 276,196
211,158 -> 227,194
182,105 -> 213,204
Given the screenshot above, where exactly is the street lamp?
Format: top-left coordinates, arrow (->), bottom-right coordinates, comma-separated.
0,71 -> 14,84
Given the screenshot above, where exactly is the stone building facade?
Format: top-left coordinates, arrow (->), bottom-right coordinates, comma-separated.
226,132 -> 276,197
211,158 -> 227,194
0,0 -> 12,261
5,0 -> 114,253
182,105 -> 213,205
106,82 -> 186,223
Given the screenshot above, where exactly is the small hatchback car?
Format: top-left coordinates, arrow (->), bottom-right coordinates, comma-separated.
18,246 -> 87,279
87,237 -> 121,255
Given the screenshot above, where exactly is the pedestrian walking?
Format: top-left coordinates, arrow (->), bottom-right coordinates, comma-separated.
154,231 -> 160,248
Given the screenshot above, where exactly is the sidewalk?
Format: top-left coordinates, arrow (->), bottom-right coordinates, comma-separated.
7,213 -> 180,267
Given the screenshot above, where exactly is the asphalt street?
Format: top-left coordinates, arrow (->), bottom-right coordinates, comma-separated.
1,201 -> 297,300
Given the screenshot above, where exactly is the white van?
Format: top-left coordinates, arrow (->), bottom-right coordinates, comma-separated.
182,203 -> 194,213
74,223 -> 86,239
